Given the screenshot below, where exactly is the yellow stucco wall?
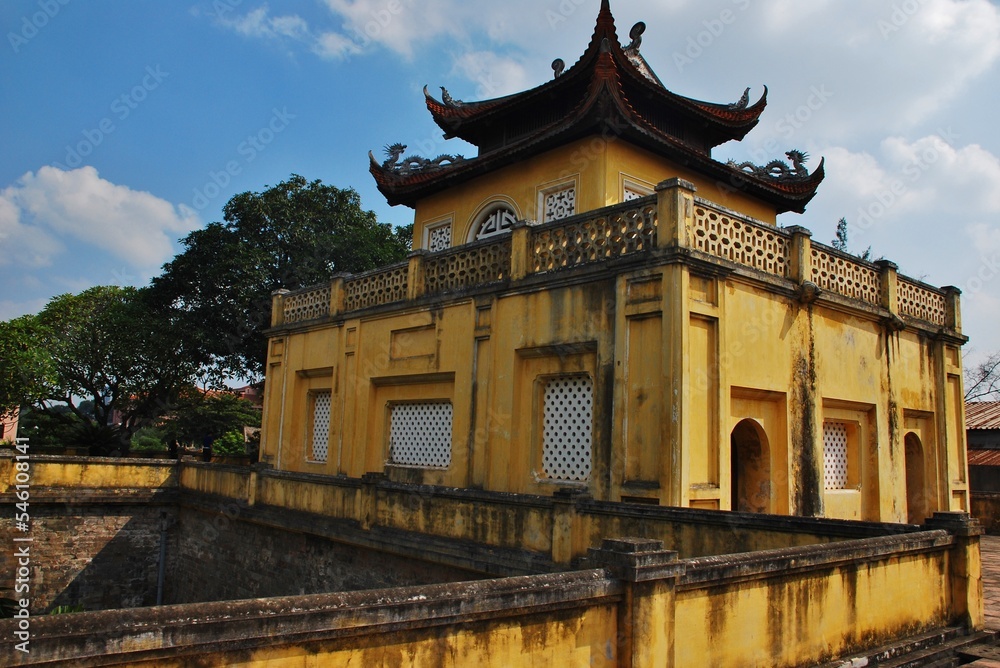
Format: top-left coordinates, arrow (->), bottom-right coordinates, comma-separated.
410,136 -> 778,250
262,161 -> 968,526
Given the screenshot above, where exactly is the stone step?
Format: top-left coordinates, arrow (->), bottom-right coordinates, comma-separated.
876,630 -> 998,668
818,628 -> 1000,668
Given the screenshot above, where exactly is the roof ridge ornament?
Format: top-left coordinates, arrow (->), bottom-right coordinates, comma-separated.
378,143 -> 465,175
440,86 -> 464,108
552,58 -> 565,78
728,87 -> 751,111
728,150 -> 817,181
623,21 -> 645,54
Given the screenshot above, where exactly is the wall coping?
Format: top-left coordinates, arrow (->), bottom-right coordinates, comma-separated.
1,569 -> 619,666
678,530 -> 954,589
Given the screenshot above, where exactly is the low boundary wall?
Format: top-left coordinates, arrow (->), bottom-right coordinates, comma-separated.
0,456 -> 985,667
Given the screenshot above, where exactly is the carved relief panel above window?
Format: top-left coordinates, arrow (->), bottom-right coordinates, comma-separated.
427,222 -> 452,251
471,203 -> 517,241
543,186 -> 576,222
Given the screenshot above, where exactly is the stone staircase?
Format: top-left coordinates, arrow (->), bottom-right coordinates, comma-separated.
819,627 -> 1000,667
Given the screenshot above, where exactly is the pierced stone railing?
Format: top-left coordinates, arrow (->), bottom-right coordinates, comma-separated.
897,277 -> 947,326
282,284 -> 331,324
272,181 -> 957,333
809,247 -> 882,305
530,197 -> 657,273
691,199 -> 790,278
343,262 -> 409,312
423,237 -> 511,295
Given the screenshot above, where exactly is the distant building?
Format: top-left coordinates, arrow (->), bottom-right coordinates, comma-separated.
0,408 -> 18,442
968,401 -> 1000,493
968,401 -> 1000,449
260,0 -> 968,525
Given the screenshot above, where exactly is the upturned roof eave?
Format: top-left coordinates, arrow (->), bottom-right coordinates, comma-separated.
424,2 -> 765,147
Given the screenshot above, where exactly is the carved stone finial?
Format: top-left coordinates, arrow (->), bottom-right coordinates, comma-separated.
624,21 -> 645,52
552,58 -> 565,78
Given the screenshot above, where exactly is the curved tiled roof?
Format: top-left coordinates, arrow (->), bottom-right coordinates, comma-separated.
370,0 -> 823,213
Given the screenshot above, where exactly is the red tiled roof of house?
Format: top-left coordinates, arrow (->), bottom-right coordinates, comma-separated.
967,402 -> 1000,430
968,449 -> 1000,466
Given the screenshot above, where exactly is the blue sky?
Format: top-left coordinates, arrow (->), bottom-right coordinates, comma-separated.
2,0 -> 999,365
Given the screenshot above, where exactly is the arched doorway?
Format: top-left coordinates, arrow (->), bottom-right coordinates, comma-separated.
904,433 -> 926,524
730,419 -> 771,513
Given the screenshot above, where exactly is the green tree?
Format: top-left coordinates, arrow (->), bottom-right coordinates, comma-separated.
161,390 -> 261,446
0,286 -> 200,452
150,174 -> 411,382
831,217 -> 872,261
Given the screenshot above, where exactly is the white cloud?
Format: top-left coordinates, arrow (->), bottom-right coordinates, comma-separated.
451,51 -> 531,98
0,166 -> 199,273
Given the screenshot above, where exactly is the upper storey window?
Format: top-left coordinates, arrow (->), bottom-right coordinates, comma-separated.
470,203 -> 517,241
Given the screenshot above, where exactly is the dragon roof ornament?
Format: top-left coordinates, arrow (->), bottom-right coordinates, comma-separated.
378,143 -> 465,176
728,150 -> 817,181
439,87 -> 465,108
728,87 -> 751,111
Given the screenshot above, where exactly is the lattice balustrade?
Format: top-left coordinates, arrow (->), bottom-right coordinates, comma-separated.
283,285 -> 331,324
691,203 -> 790,278
423,239 -> 511,294
897,277 -> 947,326
343,263 -> 409,311
531,200 -> 657,272
810,248 -> 882,305
389,402 -> 453,468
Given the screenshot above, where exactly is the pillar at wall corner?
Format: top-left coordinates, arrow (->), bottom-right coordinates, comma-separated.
589,537 -> 684,668
925,512 -> 984,629
655,178 -> 696,249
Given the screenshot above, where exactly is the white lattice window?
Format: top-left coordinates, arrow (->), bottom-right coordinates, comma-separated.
309,391 -> 331,463
623,181 -> 653,202
472,204 -> 516,241
543,186 -> 576,222
389,402 -> 453,468
823,421 -> 850,489
542,375 -> 593,482
427,223 -> 451,252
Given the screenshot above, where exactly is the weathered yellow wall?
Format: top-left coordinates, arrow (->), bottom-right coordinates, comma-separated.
0,457 -> 176,493
263,183 -> 967,526
674,549 -> 951,667
172,606 -> 620,668
410,136 -> 778,250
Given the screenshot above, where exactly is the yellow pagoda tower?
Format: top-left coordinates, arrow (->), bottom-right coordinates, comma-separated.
261,0 -> 968,524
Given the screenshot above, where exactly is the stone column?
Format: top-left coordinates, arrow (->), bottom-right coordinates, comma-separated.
509,219 -> 533,281
270,289 -> 289,327
655,178 -> 696,249
406,250 -> 427,300
942,285 -> 963,334
589,537 -> 685,667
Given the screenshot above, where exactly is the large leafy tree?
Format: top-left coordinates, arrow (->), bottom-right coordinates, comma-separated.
149,174 -> 411,381
0,286 -> 200,451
